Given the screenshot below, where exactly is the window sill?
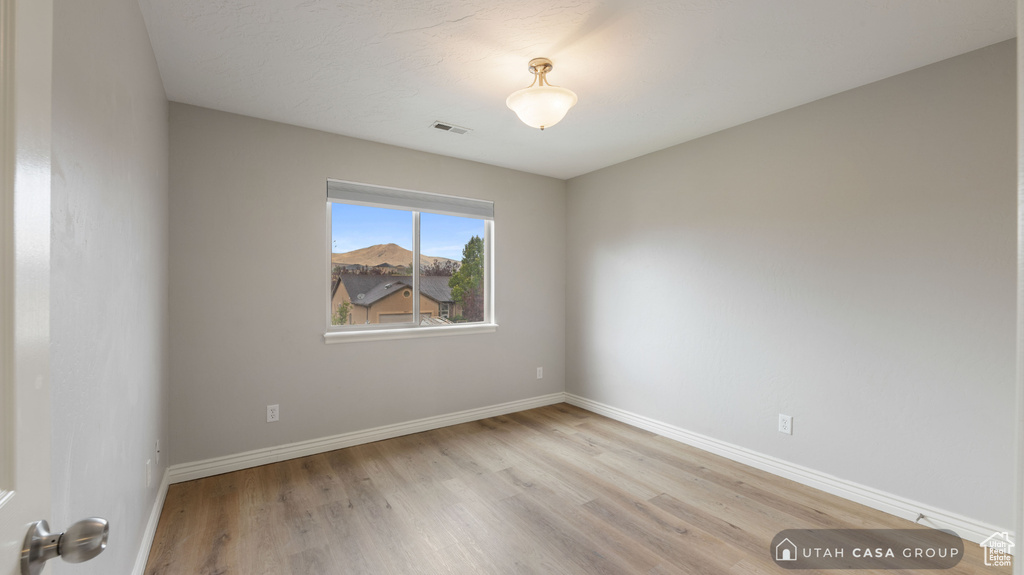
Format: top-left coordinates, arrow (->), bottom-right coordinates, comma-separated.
323,322 -> 497,344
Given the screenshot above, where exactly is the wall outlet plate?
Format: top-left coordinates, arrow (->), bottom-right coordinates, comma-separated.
267,404 -> 279,422
779,414 -> 793,435
537,367 -> 543,379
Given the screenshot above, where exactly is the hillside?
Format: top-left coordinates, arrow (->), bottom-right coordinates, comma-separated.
331,243 -> 456,267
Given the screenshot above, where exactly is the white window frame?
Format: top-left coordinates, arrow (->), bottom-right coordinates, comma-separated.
324,179 -> 496,344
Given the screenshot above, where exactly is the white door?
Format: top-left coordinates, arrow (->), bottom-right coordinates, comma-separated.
0,0 -> 53,573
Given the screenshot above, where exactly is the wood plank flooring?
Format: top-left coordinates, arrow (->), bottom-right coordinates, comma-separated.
144,404 -> 1007,574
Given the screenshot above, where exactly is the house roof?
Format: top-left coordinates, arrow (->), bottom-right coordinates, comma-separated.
420,316 -> 454,326
419,276 -> 457,305
337,275 -> 454,307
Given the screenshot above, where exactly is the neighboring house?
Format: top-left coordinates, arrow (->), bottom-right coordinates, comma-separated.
331,275 -> 459,325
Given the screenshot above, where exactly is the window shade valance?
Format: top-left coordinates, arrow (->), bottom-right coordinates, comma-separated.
327,180 -> 494,220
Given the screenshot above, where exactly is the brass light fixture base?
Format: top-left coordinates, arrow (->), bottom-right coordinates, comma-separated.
527,58 -> 553,75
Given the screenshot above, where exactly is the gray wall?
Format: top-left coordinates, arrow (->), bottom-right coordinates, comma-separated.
50,0 -> 169,573
168,104 -> 566,464
566,41 -> 1017,528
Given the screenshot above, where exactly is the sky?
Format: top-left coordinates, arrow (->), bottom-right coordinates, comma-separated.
330,203 -> 484,261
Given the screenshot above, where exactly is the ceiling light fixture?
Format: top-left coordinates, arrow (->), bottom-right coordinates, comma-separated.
506,58 -> 578,130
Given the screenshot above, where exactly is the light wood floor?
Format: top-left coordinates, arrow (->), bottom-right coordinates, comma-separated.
145,404 -> 1007,574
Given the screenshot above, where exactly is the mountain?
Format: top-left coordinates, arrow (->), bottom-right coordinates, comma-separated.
331,243 -> 456,267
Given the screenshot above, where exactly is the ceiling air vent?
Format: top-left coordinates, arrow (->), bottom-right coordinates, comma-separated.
431,121 -> 471,135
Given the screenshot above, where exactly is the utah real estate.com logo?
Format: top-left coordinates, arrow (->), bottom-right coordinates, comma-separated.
980,532 -> 1013,568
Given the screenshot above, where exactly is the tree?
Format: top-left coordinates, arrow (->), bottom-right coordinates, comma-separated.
421,259 -> 460,276
448,236 -> 484,322
332,300 -> 352,325
340,266 -> 388,276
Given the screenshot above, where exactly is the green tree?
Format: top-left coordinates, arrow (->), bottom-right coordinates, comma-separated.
332,300 -> 352,325
448,236 -> 484,322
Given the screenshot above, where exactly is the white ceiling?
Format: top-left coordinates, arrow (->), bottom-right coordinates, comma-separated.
137,0 -> 1016,180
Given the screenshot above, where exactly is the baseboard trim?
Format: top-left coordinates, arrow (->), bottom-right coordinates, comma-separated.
164,391 -> 1009,548
564,393 -> 1011,547
131,468 -> 170,575
168,392 -> 567,484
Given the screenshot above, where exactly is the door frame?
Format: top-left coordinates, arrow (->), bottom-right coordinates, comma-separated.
0,0 -> 53,572
1016,4 -> 1024,575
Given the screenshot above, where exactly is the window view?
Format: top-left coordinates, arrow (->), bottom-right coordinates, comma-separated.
327,181 -> 492,331
421,212 -> 486,323
330,204 -> 414,326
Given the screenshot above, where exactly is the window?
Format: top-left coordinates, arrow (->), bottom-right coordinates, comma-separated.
326,180 -> 494,342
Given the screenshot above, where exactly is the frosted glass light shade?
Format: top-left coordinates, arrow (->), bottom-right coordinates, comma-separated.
506,85 -> 578,130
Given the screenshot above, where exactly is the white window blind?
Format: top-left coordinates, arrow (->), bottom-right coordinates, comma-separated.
327,179 -> 494,220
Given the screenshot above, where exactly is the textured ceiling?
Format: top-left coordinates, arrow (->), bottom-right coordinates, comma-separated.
137,0 -> 1016,179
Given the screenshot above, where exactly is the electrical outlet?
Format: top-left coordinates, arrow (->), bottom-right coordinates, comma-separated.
778,414 -> 793,435
155,440 -> 160,465
267,404 -> 279,422
146,459 -> 152,488
537,367 -> 543,379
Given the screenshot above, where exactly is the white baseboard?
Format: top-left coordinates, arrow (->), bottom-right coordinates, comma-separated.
167,392 -> 567,484
131,468 -> 170,575
160,391 -> 1008,552
564,393 -> 1011,547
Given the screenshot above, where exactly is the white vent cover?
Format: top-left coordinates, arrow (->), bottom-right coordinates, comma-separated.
431,121 -> 471,135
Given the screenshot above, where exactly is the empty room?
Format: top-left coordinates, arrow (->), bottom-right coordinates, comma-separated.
3,0 -> 1021,574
